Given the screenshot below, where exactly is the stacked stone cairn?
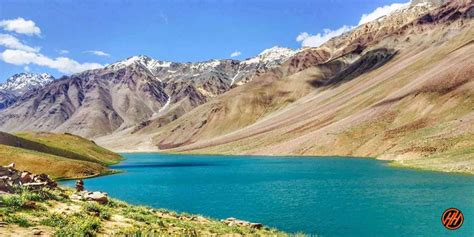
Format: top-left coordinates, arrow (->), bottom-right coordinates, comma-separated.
0,163 -> 57,194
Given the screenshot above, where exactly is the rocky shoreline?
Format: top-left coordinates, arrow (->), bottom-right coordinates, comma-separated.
0,165 -> 280,236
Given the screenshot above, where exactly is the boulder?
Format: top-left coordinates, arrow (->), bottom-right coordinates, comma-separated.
70,193 -> 83,201
221,217 -> 263,229
75,191 -> 109,204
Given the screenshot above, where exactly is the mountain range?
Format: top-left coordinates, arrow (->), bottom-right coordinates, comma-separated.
0,73 -> 54,109
0,47 -> 298,137
0,0 -> 472,174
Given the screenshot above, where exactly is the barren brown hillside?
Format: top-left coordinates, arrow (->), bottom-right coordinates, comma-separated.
97,1 -> 474,174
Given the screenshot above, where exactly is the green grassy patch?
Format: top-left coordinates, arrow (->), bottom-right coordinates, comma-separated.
0,131 -> 123,179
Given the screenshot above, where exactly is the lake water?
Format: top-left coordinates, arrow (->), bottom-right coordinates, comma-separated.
61,153 -> 474,236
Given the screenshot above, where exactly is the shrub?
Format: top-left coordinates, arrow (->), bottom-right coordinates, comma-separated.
5,214 -> 32,227
41,213 -> 101,236
40,213 -> 68,227
99,210 -> 111,220
0,194 -> 24,209
20,191 -> 43,202
106,199 -> 127,208
122,206 -> 157,223
55,215 -> 101,237
83,202 -> 111,220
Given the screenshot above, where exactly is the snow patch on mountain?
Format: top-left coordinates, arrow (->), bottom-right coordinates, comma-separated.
242,46 -> 299,67
190,60 -> 222,71
158,96 -> 171,113
0,73 -> 54,94
103,46 -> 299,88
106,55 -> 173,72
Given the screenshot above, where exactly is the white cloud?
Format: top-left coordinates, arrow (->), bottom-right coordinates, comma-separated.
0,49 -> 103,74
230,51 -> 241,57
0,34 -> 39,52
296,25 -> 352,47
160,13 -> 169,24
85,50 -> 110,57
0,18 -> 103,75
358,2 -> 410,25
0,18 -> 41,36
58,49 -> 69,54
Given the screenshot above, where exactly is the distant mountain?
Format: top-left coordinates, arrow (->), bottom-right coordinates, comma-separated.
105,46 -> 298,87
0,73 -> 54,94
0,47 -> 298,138
0,73 -> 55,110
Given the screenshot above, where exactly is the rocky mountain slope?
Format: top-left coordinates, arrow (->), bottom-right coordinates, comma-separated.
0,48 -> 297,138
0,73 -> 54,110
0,91 -> 16,110
97,0 -> 474,174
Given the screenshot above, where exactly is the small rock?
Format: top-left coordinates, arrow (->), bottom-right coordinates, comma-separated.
249,222 -> 263,229
84,191 -> 108,204
0,179 -> 12,193
191,216 -> 210,223
221,217 -> 263,229
10,173 -> 21,184
89,210 -> 100,217
32,229 -> 42,235
0,167 -> 10,176
178,216 -> 191,221
70,193 -> 83,201
22,200 -> 36,209
20,172 -> 33,184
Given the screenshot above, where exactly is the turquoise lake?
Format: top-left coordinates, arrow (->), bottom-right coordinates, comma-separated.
61,153 -> 474,236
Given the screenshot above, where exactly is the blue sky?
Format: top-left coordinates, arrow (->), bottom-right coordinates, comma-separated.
0,0 -> 409,81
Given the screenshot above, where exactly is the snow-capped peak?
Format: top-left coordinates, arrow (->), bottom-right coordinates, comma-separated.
258,46 -> 297,58
0,72 -> 54,94
242,46 -> 299,66
106,55 -> 172,72
190,59 -> 222,71
102,46 -> 300,87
